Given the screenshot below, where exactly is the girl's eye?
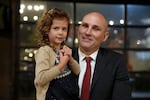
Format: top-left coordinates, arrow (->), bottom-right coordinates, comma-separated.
63,28 -> 67,32
53,27 -> 59,30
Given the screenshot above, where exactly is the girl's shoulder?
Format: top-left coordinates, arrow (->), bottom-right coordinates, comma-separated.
39,45 -> 53,51
36,45 -> 55,55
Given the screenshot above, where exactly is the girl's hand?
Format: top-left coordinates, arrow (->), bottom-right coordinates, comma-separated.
61,45 -> 72,57
57,49 -> 69,71
61,45 -> 75,64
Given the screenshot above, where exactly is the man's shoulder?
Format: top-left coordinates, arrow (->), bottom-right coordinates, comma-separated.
100,47 -> 124,57
72,47 -> 78,53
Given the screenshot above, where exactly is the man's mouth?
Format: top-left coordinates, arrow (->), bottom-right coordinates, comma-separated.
82,36 -> 91,41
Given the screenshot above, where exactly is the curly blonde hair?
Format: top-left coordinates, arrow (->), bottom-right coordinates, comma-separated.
36,8 -> 70,47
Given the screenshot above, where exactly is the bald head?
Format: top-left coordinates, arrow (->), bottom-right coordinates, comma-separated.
82,12 -> 108,31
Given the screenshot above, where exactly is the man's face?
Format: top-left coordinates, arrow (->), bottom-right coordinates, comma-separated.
78,13 -> 109,53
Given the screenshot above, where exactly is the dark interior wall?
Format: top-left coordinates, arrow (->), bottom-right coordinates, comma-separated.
0,0 -> 12,100
0,37 -> 11,100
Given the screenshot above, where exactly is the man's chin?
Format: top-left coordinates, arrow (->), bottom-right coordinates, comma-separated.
80,43 -> 91,48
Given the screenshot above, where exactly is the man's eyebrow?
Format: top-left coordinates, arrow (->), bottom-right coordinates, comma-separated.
81,21 -> 100,28
93,24 -> 100,28
81,22 -> 86,24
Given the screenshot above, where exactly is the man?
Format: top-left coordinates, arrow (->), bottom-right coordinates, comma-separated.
73,12 -> 131,100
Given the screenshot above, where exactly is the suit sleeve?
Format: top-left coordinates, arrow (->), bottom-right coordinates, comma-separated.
112,55 -> 132,100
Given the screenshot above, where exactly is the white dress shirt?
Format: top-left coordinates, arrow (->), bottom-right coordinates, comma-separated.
78,48 -> 99,97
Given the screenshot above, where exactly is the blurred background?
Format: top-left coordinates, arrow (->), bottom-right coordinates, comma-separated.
0,0 -> 150,100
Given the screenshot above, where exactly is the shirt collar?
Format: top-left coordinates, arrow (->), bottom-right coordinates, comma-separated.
78,48 -> 99,61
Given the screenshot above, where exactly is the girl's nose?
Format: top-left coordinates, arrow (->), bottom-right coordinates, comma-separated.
58,29 -> 63,34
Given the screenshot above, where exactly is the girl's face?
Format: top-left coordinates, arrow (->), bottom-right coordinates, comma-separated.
48,18 -> 68,49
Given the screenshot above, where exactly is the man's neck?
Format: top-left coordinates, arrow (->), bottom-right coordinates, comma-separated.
79,47 -> 99,56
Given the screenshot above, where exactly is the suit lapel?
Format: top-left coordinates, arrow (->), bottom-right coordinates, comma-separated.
72,47 -> 79,63
90,48 -> 107,94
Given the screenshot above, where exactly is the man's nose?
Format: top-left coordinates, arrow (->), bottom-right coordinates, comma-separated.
86,27 -> 92,35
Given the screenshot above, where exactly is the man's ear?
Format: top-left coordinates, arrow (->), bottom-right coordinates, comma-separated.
103,32 -> 109,42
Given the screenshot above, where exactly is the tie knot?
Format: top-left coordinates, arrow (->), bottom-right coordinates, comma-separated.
85,57 -> 92,63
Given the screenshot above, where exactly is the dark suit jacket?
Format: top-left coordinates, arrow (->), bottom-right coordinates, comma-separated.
72,47 -> 131,100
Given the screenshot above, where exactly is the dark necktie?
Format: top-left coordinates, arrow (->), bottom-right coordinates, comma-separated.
81,57 -> 92,100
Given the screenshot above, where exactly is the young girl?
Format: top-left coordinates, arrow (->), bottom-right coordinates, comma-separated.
34,8 -> 80,100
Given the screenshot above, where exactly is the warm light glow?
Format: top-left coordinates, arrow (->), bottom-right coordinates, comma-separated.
78,21 -> 82,25
23,16 -> 28,21
34,5 -> 40,11
70,19 -> 73,24
27,5 -> 32,10
29,53 -> 33,57
20,4 -> 25,9
39,5 -> 44,10
34,50 -> 37,54
74,38 -> 78,44
120,19 -> 124,24
25,49 -> 29,53
33,16 -> 38,21
136,40 -> 141,45
109,20 -> 114,26
24,56 -> 28,60
19,9 -> 24,14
